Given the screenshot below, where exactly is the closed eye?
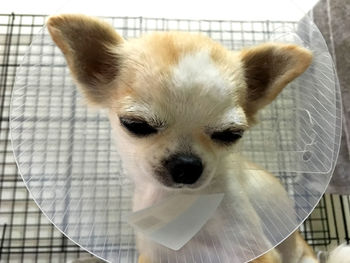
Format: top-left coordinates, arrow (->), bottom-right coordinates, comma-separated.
210,129 -> 244,145
119,117 -> 158,137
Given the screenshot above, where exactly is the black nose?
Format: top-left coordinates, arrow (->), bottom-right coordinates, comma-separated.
164,154 -> 203,184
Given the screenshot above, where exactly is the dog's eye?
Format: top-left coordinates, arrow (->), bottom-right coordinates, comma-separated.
211,129 -> 244,144
119,117 -> 158,136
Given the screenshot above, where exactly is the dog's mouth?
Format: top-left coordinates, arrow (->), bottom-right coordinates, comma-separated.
165,182 -> 205,190
162,181 -> 208,191
154,168 -> 212,191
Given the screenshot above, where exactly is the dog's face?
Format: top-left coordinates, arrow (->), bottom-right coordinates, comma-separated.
107,38 -> 248,189
48,14 -> 312,190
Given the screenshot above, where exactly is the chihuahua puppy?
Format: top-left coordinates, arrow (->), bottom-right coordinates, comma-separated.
48,14 -> 319,263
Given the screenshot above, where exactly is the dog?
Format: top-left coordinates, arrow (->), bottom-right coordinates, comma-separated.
47,14 -> 346,263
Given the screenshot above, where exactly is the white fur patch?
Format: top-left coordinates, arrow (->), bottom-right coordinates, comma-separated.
170,51 -> 247,127
171,51 -> 231,97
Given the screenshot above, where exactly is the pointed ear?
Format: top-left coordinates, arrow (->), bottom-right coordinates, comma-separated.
47,14 -> 124,106
240,43 -> 312,116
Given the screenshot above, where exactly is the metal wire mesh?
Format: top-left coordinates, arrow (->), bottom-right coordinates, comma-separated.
0,13 -> 349,262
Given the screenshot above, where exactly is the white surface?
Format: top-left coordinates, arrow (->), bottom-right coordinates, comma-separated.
3,0 -> 319,21
328,245 -> 350,263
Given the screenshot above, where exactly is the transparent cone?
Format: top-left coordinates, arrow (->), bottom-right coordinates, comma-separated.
10,2 -> 341,262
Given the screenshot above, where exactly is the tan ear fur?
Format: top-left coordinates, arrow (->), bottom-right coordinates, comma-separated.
47,14 -> 124,105
240,43 -> 312,116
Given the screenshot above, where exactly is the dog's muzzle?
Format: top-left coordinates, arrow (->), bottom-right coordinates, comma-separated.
163,153 -> 203,184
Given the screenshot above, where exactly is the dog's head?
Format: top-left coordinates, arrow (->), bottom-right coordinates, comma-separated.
48,14 -> 312,190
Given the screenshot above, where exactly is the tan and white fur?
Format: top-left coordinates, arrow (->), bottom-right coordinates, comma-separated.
47,14 -> 347,263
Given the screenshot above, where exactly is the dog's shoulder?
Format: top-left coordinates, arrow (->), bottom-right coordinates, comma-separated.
222,155 -> 290,205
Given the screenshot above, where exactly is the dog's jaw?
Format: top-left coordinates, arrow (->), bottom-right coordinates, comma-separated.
109,107 -> 227,194
130,156 -> 229,212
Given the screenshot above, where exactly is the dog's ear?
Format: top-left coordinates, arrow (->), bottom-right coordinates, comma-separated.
47,14 -> 124,106
240,43 -> 312,116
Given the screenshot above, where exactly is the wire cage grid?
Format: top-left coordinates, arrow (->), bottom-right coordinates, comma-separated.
0,13 -> 349,263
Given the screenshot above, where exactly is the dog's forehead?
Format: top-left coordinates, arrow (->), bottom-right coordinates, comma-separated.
165,51 -> 242,121
117,32 -> 246,124
172,50 -> 231,96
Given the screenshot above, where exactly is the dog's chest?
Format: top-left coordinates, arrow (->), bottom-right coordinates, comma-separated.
133,178 -> 271,263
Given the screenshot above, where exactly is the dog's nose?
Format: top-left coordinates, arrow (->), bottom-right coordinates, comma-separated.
164,154 -> 203,184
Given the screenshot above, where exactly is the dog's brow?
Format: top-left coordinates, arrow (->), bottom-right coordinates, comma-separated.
208,122 -> 248,132
217,107 -> 248,128
119,113 -> 165,128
